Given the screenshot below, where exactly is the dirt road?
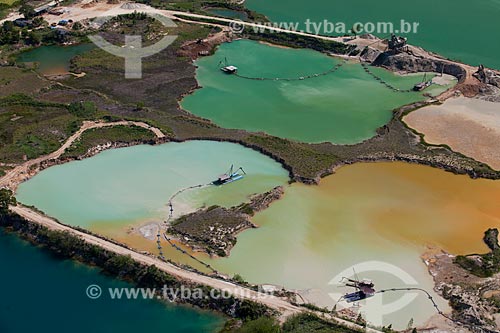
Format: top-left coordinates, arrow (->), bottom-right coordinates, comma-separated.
0,120 -> 165,191
10,204 -> 385,332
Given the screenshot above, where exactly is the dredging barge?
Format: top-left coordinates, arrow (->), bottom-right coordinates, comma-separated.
212,165 -> 246,185
413,73 -> 433,91
221,65 -> 238,74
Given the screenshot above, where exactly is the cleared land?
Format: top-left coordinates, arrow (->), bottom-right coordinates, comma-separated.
404,97 -> 500,171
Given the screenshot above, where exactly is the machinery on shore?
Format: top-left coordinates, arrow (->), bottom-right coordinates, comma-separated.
388,34 -> 408,53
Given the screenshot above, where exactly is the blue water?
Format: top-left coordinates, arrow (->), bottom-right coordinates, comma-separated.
0,228 -> 225,333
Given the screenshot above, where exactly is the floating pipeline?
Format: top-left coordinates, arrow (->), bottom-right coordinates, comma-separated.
361,63 -> 416,93
155,182 -> 219,274
227,60 -> 420,94
377,288 -> 474,330
231,59 -> 348,81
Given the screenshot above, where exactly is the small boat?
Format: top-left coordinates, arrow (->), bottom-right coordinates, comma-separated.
413,73 -> 433,91
221,65 -> 238,74
212,165 -> 246,186
219,57 -> 238,74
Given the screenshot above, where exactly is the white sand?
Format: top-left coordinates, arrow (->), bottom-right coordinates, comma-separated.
404,97 -> 500,170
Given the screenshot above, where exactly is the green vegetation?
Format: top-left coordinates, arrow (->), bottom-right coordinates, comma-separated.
0,94 -> 79,162
0,189 -> 16,215
0,92 -> 158,163
169,205 -> 249,256
0,93 -> 63,108
455,229 -> 500,277
0,1 -> 18,20
246,31 -> 355,55
100,12 -> 168,47
0,67 -> 50,97
221,313 -> 365,333
282,313 -> 361,333
1,19 -> 74,46
19,3 -> 35,19
235,317 -> 280,333
0,0 -> 18,5
68,101 -> 97,118
246,135 -> 337,180
232,274 -> 246,284
62,125 -> 157,158
70,48 -> 124,72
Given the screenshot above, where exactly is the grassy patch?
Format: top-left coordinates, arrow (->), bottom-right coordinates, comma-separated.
0,67 -> 51,98
0,95 -> 79,163
282,313 -> 362,333
0,0 -> 17,5
246,135 -> 338,180
62,125 -> 156,158
221,313 -> 364,333
454,254 -> 500,278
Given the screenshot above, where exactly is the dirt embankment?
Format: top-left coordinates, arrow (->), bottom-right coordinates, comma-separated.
177,30 -> 232,60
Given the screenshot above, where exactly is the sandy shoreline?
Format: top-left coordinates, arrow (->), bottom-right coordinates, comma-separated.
404,97 -> 500,170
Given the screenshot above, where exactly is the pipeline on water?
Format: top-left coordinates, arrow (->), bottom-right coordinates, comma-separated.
155,182 -> 219,274
333,286 -> 468,328
361,63 -> 416,93
376,288 -> 469,328
232,59 -> 348,81
225,59 -> 420,94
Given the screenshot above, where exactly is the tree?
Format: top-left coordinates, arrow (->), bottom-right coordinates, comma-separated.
72,22 -> 83,30
0,21 -> 20,45
26,31 -> 41,45
0,189 -> 16,215
2,21 -> 14,32
233,273 -> 246,284
19,3 -> 36,19
68,101 -> 98,118
31,17 -> 45,28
